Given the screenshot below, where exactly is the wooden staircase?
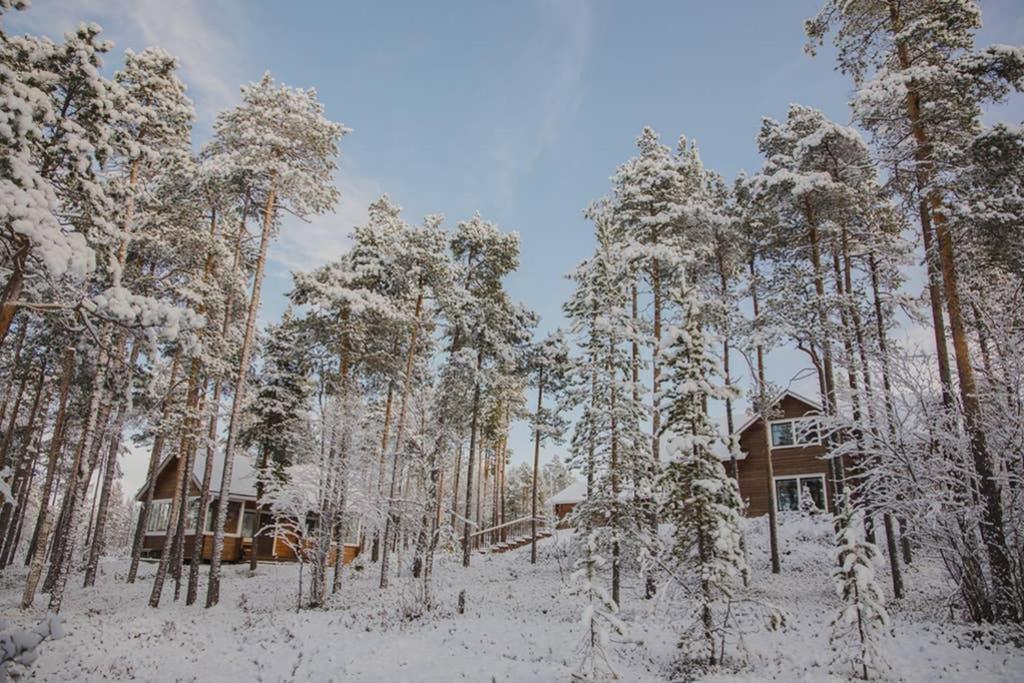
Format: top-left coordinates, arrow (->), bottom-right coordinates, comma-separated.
485,530 -> 553,554
466,516 -> 553,555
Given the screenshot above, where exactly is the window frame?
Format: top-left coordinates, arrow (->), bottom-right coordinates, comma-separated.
768,416 -> 822,449
772,474 -> 828,512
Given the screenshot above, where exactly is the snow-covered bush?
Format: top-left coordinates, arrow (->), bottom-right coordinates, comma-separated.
566,530 -> 627,681
830,507 -> 891,680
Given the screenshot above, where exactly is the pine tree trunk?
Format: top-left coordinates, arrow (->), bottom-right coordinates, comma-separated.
0,235 -> 29,352
206,183 -> 277,608
21,348 -> 74,608
530,369 -> 544,564
608,338 -> 621,606
187,378 -> 223,604
47,339 -> 116,613
805,211 -> 845,509
451,442 -> 462,533
645,259 -> 661,600
380,289 -> 423,588
0,367 -> 48,562
888,2 -> 1012,610
149,362 -> 202,608
862,251 -> 906,600
0,363 -> 45,531
188,207 -> 248,603
0,370 -> 30,473
83,339 -> 140,587
461,351 -> 483,568
750,256 -> 781,574
128,351 -> 181,583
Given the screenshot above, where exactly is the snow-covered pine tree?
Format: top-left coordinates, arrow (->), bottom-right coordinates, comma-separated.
205,73 -> 348,608
808,0 -> 1024,620
564,202 -> 649,607
527,330 -> 570,563
567,529 -> 627,681
660,279 -> 748,668
242,307 -> 312,569
830,506 -> 890,681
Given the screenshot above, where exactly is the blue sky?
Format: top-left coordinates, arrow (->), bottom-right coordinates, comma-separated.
11,0 -> 1024,480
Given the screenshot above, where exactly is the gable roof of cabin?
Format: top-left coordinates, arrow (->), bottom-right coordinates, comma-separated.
134,450 -> 258,502
733,389 -> 822,438
714,390 -> 822,463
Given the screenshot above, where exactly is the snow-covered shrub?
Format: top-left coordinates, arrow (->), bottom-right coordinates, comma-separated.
830,507 -> 891,680
566,530 -> 627,681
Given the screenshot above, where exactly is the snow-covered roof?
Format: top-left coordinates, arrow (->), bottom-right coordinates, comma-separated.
136,449 -> 258,501
548,481 -> 587,505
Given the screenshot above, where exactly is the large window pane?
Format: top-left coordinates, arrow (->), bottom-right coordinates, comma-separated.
242,511 -> 256,538
146,501 -> 170,533
799,476 -> 826,511
774,478 -> 799,511
771,421 -> 794,447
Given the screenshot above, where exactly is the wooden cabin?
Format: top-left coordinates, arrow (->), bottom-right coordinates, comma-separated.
548,481 -> 586,527
135,451 -> 360,565
721,390 -> 834,517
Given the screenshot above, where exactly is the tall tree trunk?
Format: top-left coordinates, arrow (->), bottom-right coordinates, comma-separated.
806,210 -> 845,508
207,182 -> 277,608
646,259 -> 661,600
0,365 -> 48,559
750,256 -> 781,574
83,339 -> 141,587
21,347 -> 74,608
47,342 -> 116,613
149,361 -> 202,608
461,350 -> 483,568
380,289 -> 424,588
530,368 -> 544,564
0,235 -> 29,351
128,351 -> 181,583
888,0 -> 1011,609
0,370 -> 30,473
188,206 -> 248,603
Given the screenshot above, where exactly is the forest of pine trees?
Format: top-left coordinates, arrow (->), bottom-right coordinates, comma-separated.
1,0 -> 1023,680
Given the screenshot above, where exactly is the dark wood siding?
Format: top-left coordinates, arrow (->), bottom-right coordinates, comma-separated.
731,394 -> 833,517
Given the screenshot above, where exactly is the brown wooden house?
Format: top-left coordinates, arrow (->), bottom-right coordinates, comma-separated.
135,452 -> 359,565
722,390 -> 834,517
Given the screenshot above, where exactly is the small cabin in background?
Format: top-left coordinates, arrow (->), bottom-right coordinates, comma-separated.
722,390 -> 833,517
135,451 -> 359,565
549,481 -> 587,526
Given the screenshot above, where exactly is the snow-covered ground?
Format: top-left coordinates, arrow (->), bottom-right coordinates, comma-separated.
2,516 -> 1022,681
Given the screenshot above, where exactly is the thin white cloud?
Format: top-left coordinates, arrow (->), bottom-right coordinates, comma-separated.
8,0 -> 248,121
488,0 -> 600,202
271,170 -> 383,273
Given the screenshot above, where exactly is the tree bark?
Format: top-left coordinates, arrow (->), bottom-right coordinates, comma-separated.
83,339 -> 140,586
207,182 -> 277,608
21,347 -> 74,608
530,368 -> 544,564
380,289 -> 424,588
128,351 -> 181,583
461,350 -> 483,568
750,256 -> 781,574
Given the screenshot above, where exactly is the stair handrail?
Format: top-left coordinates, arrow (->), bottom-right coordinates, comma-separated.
468,514 -> 547,542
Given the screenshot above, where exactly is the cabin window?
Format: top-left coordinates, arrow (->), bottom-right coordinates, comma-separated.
205,502 -> 217,532
145,500 -> 171,533
774,475 -> 826,512
185,498 -> 200,532
242,510 -> 256,538
769,417 -> 820,448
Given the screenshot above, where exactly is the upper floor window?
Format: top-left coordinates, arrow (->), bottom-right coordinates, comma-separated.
769,417 -> 820,448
